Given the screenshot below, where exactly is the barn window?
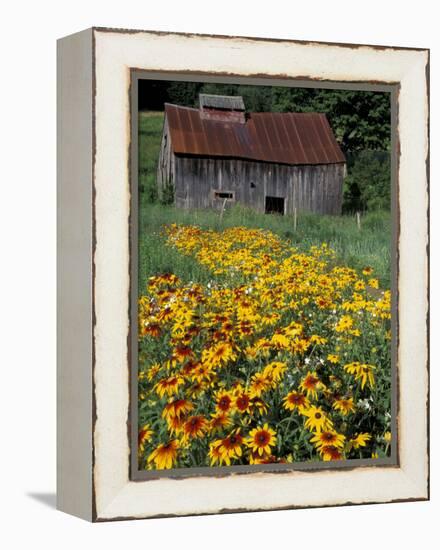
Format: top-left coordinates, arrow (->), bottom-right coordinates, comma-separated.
214,191 -> 234,200
265,196 -> 285,215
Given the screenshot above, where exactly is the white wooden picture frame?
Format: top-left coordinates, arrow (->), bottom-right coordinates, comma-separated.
57,27 -> 429,522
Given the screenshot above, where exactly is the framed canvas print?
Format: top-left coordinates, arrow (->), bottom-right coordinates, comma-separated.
57,27 -> 429,522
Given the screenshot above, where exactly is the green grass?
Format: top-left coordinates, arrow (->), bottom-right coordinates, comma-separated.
138,203 -> 391,294
137,110 -> 391,293
139,112 -> 164,203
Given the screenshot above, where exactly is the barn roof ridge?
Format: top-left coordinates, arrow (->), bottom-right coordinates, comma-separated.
164,102 -> 346,166
163,101 -> 330,117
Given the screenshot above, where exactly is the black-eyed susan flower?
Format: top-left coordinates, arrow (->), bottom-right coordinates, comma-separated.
218,431 -> 244,465
249,450 -> 273,464
209,411 -> 232,433
332,397 -> 355,415
249,372 -> 272,398
237,321 -> 253,338
141,322 -> 161,338
368,278 -> 379,289
320,445 -> 343,461
148,440 -> 179,470
310,430 -> 345,451
165,414 -> 185,436
263,361 -> 287,384
310,334 -> 327,345
343,362 -> 376,389
146,362 -> 161,382
208,439 -> 223,466
202,342 -> 237,368
335,315 -> 354,333
162,399 -> 194,422
191,362 -> 214,384
270,332 -> 290,350
303,406 -> 333,433
299,371 -> 321,400
251,397 -> 268,415
234,389 -> 252,414
245,424 -> 277,456
154,376 -> 185,398
283,391 -> 310,412
172,345 -> 194,363
138,424 -> 153,454
183,415 -> 208,439
354,280 -> 366,291
351,433 -> 372,449
214,389 -> 234,413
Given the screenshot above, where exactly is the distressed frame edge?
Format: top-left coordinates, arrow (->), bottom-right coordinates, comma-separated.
92,25 -> 430,53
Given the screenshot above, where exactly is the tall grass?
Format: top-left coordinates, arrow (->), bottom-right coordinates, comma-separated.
139,112 -> 164,202
138,203 -> 391,294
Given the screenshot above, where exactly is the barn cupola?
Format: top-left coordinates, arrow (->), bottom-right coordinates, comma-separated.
199,94 -> 246,123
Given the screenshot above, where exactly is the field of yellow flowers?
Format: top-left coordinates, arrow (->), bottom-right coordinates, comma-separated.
138,223 -> 392,470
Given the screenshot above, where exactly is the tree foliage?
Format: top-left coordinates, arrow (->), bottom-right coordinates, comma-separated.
139,80 -> 391,211
343,152 -> 391,212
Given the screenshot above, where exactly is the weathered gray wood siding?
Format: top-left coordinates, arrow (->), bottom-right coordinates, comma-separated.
156,117 -> 174,199
172,155 -> 344,215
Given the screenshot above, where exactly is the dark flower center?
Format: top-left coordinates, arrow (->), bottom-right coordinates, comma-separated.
219,397 -> 230,409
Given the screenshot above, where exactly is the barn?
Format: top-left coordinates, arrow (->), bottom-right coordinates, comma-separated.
157,94 -> 346,215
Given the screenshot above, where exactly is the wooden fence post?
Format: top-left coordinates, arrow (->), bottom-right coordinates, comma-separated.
219,198 -> 228,221
356,211 -> 361,230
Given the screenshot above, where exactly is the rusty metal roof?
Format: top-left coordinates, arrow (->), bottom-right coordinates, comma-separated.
164,103 -> 345,165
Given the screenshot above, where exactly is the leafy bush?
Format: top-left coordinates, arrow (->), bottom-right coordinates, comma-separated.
343,151 -> 391,212
160,181 -> 175,205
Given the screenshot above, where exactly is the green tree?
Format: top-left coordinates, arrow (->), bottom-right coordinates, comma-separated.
271,88 -> 391,152
343,151 -> 391,212
166,81 -> 203,107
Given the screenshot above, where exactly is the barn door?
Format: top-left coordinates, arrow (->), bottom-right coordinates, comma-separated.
265,196 -> 285,215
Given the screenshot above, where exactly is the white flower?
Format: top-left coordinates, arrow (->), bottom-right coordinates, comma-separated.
358,399 -> 371,410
